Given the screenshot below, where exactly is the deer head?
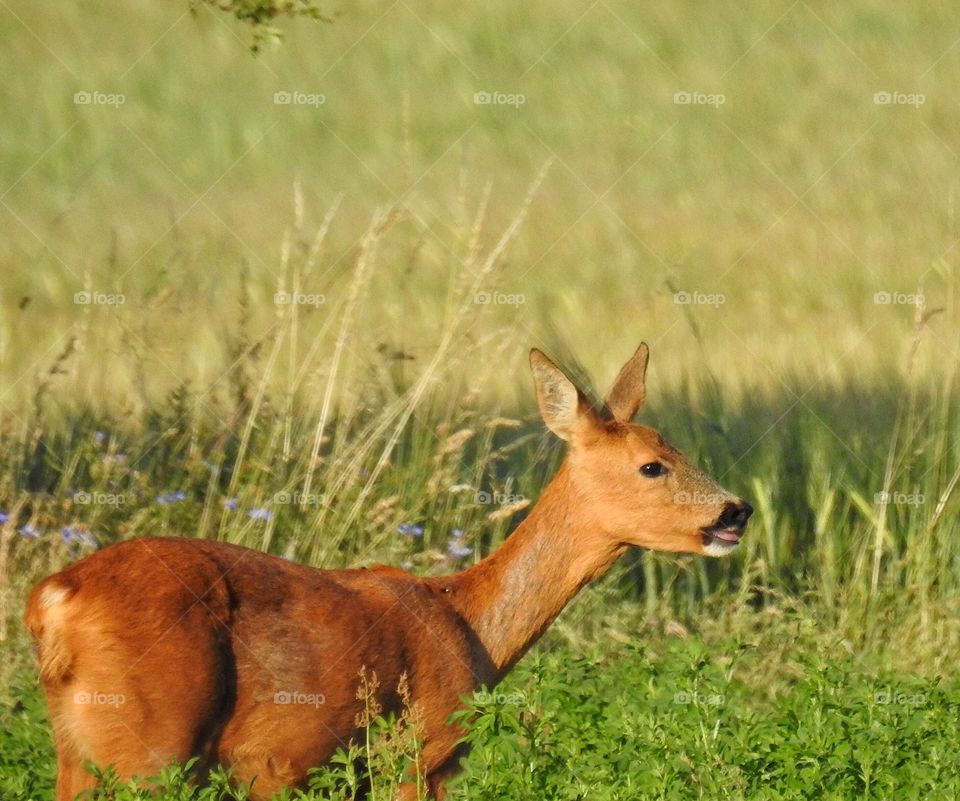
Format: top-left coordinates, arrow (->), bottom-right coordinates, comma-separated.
529,342 -> 752,557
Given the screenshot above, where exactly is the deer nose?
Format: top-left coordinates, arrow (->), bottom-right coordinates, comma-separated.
719,501 -> 753,529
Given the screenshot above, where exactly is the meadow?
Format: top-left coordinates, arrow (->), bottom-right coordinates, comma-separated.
2,0 -> 960,797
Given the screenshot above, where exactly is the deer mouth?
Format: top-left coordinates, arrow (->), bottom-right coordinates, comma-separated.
699,500 -> 752,556
700,525 -> 743,554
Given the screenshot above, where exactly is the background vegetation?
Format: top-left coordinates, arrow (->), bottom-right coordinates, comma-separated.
2,0 -> 959,797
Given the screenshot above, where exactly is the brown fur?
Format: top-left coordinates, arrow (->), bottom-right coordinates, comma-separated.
25,342 -> 750,800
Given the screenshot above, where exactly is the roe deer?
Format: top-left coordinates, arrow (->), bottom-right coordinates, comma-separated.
25,342 -> 752,800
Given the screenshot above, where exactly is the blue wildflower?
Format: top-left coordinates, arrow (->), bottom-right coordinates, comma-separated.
156,491 -> 187,505
248,508 -> 273,521
18,525 -> 41,539
223,498 -> 239,512
397,523 -> 424,537
447,542 -> 473,559
451,528 -> 464,539
0,512 -> 9,524
62,527 -> 97,548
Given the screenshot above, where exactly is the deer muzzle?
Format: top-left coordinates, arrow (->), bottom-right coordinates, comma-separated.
700,500 -> 753,556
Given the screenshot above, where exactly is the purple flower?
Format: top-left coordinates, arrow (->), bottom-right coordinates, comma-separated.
0,512 -> 9,524
61,527 -> 97,548
248,508 -> 273,521
397,523 -> 424,537
156,491 -> 187,505
223,498 -> 239,512
18,525 -> 41,539
447,542 -> 473,559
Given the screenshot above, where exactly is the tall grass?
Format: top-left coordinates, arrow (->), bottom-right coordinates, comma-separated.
2,180 -> 960,698
3,0 -> 960,696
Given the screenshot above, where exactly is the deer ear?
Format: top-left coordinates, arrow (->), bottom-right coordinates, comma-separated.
529,349 -> 595,440
605,342 -> 649,422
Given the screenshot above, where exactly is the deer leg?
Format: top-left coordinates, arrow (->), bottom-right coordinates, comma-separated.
54,739 -> 97,801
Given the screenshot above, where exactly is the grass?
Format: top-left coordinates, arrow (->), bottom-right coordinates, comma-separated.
3,1 -> 960,410
2,0 -> 960,797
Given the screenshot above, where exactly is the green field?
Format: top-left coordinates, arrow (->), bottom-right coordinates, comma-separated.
2,1 -> 960,798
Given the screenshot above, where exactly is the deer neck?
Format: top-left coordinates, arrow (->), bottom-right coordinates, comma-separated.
445,462 -> 625,678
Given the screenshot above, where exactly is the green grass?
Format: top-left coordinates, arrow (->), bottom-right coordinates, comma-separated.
3,0 -> 960,797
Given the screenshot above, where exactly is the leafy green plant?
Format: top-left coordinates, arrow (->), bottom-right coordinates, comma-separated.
6,636 -> 960,800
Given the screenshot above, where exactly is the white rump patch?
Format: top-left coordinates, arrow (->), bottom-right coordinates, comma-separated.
40,584 -> 71,608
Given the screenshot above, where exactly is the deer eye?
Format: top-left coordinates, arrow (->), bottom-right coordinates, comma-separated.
639,462 -> 667,478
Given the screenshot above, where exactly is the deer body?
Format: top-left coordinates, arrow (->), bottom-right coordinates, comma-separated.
26,343 -> 752,800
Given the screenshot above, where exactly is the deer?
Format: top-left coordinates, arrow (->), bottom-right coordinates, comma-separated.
25,341 -> 752,801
